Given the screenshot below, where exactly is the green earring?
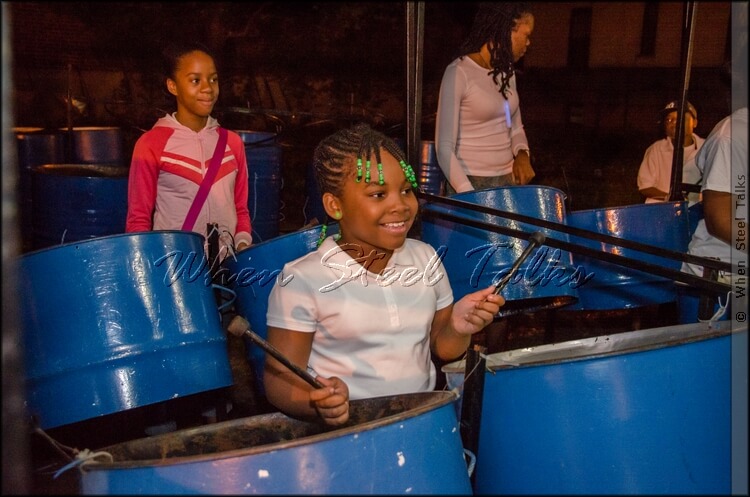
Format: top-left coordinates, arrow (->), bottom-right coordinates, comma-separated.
316,223 -> 328,248
334,210 -> 342,220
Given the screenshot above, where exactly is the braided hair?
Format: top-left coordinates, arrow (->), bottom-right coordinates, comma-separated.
312,122 -> 418,245
313,122 -> 416,197
458,2 -> 532,99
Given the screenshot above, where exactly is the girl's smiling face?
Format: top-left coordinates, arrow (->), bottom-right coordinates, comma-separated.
167,50 -> 219,131
328,149 -> 418,272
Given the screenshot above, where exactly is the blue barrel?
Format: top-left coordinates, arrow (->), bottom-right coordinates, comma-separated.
13,127 -> 66,251
221,224 -> 338,393
420,186 -> 579,317
31,164 -> 129,250
418,140 -> 446,195
443,320 -> 744,494
237,130 -> 282,243
565,201 -> 691,310
61,126 -> 126,166
79,391 -> 472,495
18,231 -> 233,429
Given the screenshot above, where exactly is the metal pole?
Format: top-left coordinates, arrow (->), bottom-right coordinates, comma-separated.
405,1 -> 424,168
668,1 -> 698,201
460,344 -> 487,489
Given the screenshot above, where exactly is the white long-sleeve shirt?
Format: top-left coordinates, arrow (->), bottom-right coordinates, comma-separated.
435,56 -> 530,193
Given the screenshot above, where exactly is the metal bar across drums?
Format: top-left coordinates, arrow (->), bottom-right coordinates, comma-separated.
416,190 -> 731,274
419,207 -> 731,296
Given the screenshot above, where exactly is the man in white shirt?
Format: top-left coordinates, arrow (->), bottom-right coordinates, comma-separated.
637,100 -> 705,204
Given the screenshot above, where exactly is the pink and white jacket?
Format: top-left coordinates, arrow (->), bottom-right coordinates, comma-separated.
126,113 -> 252,254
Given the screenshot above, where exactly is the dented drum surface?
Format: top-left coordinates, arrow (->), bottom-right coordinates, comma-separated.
19,231 -> 233,429
79,391 -> 472,495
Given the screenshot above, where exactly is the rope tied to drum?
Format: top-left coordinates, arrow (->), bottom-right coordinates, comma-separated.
53,448 -> 113,478
698,289 -> 731,323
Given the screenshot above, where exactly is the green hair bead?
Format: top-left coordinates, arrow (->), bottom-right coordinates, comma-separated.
365,160 -> 371,183
377,163 -> 384,185
316,223 -> 328,247
356,158 -> 363,183
400,160 -> 418,189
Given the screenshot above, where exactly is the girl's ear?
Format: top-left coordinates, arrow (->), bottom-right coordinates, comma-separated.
166,78 -> 178,97
321,192 -> 342,219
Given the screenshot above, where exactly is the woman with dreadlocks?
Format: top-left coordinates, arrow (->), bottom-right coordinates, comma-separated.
263,123 -> 505,426
435,2 -> 536,194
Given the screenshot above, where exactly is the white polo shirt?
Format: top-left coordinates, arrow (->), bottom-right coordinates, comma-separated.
266,236 -> 454,399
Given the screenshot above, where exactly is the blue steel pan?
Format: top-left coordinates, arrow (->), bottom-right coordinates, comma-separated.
564,201 -> 691,310
19,231 -> 233,429
420,186 -> 579,317
443,319 -> 744,494
79,390 -> 472,495
221,224 -> 338,394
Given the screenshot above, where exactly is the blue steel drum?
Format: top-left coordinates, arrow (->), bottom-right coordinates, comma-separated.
237,130 -> 282,243
443,320 -> 745,495
420,186 -> 579,317
19,231 -> 233,429
31,164 -> 129,250
418,140 -> 446,196
564,201 -> 691,310
12,127 -> 66,251
221,224 -> 338,393
79,391 -> 472,495
61,126 -> 126,166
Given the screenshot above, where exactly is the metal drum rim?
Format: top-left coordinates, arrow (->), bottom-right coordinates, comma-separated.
443,320 -> 739,374
82,390 -> 459,471
19,230 -> 205,258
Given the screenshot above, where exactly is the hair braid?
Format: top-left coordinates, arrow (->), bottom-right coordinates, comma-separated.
458,2 -> 531,98
313,123 -> 418,247
312,122 -> 415,197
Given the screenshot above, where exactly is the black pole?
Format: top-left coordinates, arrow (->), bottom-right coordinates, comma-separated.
460,344 -> 487,489
668,1 -> 698,201
416,190 -> 731,274
419,208 -> 731,296
405,1 -> 424,169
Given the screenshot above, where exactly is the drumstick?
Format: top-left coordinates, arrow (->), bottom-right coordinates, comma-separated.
493,231 -> 546,295
227,315 -> 325,389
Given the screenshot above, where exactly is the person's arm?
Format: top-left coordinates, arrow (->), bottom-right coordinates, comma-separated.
125,132 -> 163,232
229,133 -> 252,249
637,144 -> 668,201
509,77 -> 535,185
512,149 -> 535,185
263,326 -> 350,425
639,186 -> 669,201
430,285 -> 504,361
702,189 -> 733,244
435,63 -> 474,193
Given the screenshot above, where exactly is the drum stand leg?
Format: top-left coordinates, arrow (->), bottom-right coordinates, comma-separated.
460,343 -> 487,488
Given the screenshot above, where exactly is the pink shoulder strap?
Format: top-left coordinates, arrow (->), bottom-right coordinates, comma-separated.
181,128 -> 228,231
